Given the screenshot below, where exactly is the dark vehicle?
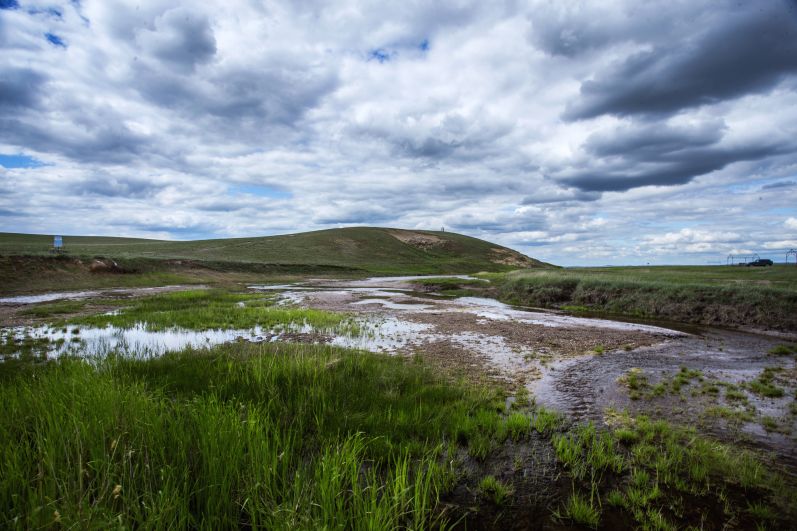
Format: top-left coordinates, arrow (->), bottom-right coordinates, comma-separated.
747,259 -> 773,267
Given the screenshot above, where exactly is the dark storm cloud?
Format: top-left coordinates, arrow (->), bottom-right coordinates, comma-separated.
70,176 -> 165,198
555,121 -> 791,192
137,8 -> 216,72
349,114 -> 514,163
564,2 -> 797,120
0,68 -> 46,109
0,116 -> 151,164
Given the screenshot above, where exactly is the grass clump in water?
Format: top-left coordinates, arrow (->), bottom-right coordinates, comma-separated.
768,344 -> 797,356
68,289 -> 354,332
478,475 -> 513,505
18,300 -> 88,317
556,491 -> 600,528
0,342 -> 512,528
746,368 -> 785,398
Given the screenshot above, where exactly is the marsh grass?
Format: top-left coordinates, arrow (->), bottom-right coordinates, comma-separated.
747,368 -> 785,398
0,342 -> 516,528
478,475 -> 513,505
768,344 -> 797,356
18,299 -> 89,317
67,289 -> 355,333
553,411 -> 797,530
484,266 -> 797,329
556,491 -> 600,528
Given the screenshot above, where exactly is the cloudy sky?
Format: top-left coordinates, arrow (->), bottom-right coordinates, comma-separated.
1,0 -> 796,265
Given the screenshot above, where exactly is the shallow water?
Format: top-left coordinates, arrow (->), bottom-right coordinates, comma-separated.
0,285 -> 198,305
4,275 -> 794,470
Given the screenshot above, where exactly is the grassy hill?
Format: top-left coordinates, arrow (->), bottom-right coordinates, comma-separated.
0,227 -> 550,276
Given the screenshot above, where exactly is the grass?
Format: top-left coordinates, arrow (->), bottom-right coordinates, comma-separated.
746,368 -> 785,398
769,344 -> 797,356
0,341 -> 518,528
478,475 -> 513,505
557,491 -> 600,528
555,411 -> 797,530
67,289 -> 355,332
481,266 -> 797,330
17,299 -> 89,317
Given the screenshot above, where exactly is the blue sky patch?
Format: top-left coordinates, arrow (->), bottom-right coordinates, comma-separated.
45,33 -> 67,48
419,39 -> 430,51
229,184 -> 291,199
0,154 -> 44,169
368,48 -> 392,63
0,0 -> 19,10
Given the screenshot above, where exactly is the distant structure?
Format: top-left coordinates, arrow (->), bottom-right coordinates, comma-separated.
440,226 -> 445,232
726,253 -> 759,265
50,235 -> 65,254
788,249 -> 797,266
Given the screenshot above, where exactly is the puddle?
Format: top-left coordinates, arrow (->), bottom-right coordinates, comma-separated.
3,275 -> 794,473
0,290 -> 103,305
0,285 -> 200,305
2,323 -> 297,359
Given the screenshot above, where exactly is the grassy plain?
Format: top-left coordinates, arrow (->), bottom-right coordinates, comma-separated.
0,227 -> 547,280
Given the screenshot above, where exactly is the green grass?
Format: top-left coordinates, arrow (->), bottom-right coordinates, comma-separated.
554,411 -> 797,530
481,266 -> 797,330
746,368 -> 785,398
0,342 -> 516,528
17,300 -> 90,317
478,475 -> 513,505
67,289 -> 354,332
769,344 -> 797,356
557,491 -> 600,528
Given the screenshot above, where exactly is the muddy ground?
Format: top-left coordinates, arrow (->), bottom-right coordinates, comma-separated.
264,277 -> 797,478
3,276 -> 796,480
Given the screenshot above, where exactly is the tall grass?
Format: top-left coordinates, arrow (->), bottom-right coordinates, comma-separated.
0,342 -> 510,528
484,268 -> 797,329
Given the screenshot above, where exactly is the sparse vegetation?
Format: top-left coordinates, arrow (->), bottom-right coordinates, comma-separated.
769,343 -> 797,356
478,475 -> 513,505
747,368 -> 785,398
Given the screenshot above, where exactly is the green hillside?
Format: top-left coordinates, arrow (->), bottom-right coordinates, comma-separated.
0,227 -> 550,275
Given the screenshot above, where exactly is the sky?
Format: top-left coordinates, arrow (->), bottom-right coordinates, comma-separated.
1,0 -> 796,266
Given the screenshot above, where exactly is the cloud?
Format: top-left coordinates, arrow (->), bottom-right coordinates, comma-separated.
0,68 -> 46,109
554,120 -> 791,192
0,0 -> 795,266
136,8 -> 216,72
564,2 -> 797,119
786,218 -> 797,231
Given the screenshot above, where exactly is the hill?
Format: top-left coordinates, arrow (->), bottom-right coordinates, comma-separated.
0,227 -> 551,276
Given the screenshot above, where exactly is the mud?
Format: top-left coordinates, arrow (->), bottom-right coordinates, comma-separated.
0,285 -> 204,327
255,276 -> 797,476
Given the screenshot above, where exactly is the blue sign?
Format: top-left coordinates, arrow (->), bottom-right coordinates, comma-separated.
53,235 -> 63,248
